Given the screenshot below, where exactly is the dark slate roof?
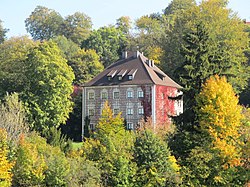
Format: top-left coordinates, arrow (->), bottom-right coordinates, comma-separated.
84,51 -> 182,88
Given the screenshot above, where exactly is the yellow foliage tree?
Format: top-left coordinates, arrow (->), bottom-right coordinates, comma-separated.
0,129 -> 13,187
196,75 -> 243,167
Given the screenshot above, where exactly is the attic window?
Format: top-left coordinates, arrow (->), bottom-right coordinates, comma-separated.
117,69 -> 127,81
128,69 -> 137,80
107,70 -> 117,80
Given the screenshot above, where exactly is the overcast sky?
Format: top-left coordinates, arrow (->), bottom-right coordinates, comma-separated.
0,0 -> 249,38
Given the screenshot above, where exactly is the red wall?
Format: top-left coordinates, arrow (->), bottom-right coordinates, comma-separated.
155,85 -> 177,125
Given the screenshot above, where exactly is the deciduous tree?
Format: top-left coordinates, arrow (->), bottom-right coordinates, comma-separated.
82,26 -> 126,67
25,6 -> 64,40
0,129 -> 13,187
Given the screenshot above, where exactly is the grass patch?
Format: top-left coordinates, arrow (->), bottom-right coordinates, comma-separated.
72,142 -> 83,150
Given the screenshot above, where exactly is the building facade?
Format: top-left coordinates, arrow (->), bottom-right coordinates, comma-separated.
82,51 -> 183,134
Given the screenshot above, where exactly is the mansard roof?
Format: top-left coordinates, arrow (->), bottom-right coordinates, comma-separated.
84,51 -> 182,89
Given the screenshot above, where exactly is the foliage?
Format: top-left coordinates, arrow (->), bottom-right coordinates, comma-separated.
0,93 -> 29,148
0,129 -> 13,187
68,48 -> 103,85
61,92 -> 83,142
161,0 -> 249,92
82,101 -> 136,186
62,12 -> 92,45
180,75 -> 248,186
25,6 -> 64,40
116,16 -> 132,35
42,126 -> 72,153
134,128 -> 180,187
82,26 -> 127,67
131,15 -> 164,62
12,134 -> 47,186
0,20 -> 8,44
0,36 -> 37,99
196,75 -> 243,167
67,157 -> 101,187
23,41 -> 75,132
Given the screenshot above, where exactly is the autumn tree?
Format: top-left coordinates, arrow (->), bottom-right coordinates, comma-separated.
12,135 -> 47,186
0,129 -> 13,187
181,75 -> 248,186
25,6 -> 64,40
82,101 -> 136,186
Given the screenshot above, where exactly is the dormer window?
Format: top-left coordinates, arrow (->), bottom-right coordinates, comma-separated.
117,69 -> 127,81
107,70 -> 117,81
128,69 -> 137,80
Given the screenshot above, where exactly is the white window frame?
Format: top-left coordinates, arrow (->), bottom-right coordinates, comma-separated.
101,91 -> 108,100
127,90 -> 133,98
127,122 -> 134,130
128,75 -> 133,80
88,91 -> 95,100
113,91 -> 120,99
127,108 -> 133,115
138,107 -> 144,115
88,108 -> 95,116
138,90 -> 144,98
113,108 -> 120,115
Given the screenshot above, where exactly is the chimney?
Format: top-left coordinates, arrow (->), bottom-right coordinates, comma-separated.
151,60 -> 154,67
133,51 -> 140,58
122,51 -> 128,59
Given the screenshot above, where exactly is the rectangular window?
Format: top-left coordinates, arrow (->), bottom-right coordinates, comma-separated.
88,92 -> 95,100
101,92 -> 108,99
118,76 -> 122,80
113,108 -> 119,115
90,124 -> 95,130
138,91 -> 144,98
88,108 -> 95,116
138,107 -> 144,115
128,75 -> 133,80
127,123 -> 134,130
113,91 -> 120,99
127,108 -> 133,115
127,91 -> 133,98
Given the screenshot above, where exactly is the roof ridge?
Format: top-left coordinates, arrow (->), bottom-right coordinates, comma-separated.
138,54 -> 155,84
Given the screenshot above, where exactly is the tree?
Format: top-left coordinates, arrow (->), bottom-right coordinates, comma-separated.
62,12 -> 92,45
0,20 -> 8,44
0,129 -> 13,187
12,134 -> 47,186
0,38 -> 74,132
134,128 -> 180,186
161,0 -> 249,92
196,75 -> 243,167
0,36 -> 36,99
82,26 -> 127,67
0,93 -> 29,148
68,49 -> 103,85
132,15 -> 164,63
181,75 -> 248,186
116,16 -> 132,35
82,101 -> 136,186
25,6 -> 64,40
23,41 -> 75,131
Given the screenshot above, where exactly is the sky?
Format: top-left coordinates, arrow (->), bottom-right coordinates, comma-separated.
0,0 -> 249,38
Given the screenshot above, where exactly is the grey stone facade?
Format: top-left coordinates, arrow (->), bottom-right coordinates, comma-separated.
82,84 -> 152,131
